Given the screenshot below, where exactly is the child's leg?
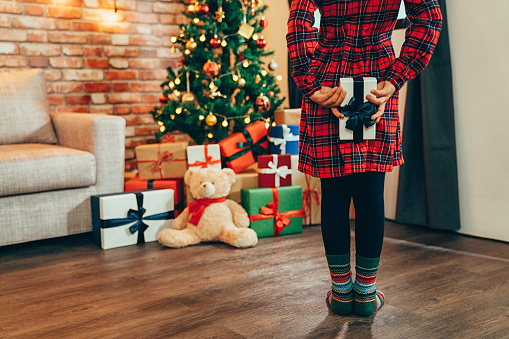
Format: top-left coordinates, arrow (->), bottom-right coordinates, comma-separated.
351,171 -> 386,316
321,177 -> 354,315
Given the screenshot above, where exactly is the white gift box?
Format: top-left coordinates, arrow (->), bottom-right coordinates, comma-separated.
186,144 -> 222,170
339,77 -> 378,141
92,189 -> 175,250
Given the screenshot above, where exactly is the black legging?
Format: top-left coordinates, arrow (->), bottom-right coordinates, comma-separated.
320,172 -> 386,258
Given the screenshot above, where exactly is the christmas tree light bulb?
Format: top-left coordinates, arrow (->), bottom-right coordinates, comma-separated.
262,84 -> 266,87
261,70 -> 267,76
244,116 -> 251,124
252,34 -> 259,40
276,75 -> 283,81
185,49 -> 191,55
175,78 -> 181,85
170,36 -> 177,43
193,18 -> 200,23
233,74 -> 239,81
199,115 -> 205,120
169,81 -> 175,88
271,121 -> 276,127
222,119 -> 228,127
157,121 -> 163,126
188,5 -> 194,12
160,125 -> 166,132
173,90 -> 180,96
221,40 -> 227,47
176,107 -> 182,114
243,60 -> 249,68
207,132 -> 214,139
265,120 -> 270,129
170,114 -> 175,120
199,34 -> 206,42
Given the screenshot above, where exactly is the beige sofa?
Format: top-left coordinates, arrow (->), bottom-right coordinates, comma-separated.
0,69 -> 126,246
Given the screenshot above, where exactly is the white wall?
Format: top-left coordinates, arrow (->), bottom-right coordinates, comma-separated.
447,0 -> 509,242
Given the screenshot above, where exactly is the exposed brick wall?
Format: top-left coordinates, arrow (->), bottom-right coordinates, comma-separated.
0,0 -> 185,170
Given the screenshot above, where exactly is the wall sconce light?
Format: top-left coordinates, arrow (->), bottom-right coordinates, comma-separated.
109,0 -> 119,21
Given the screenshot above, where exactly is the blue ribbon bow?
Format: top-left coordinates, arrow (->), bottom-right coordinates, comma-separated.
341,97 -> 377,132
101,193 -> 174,244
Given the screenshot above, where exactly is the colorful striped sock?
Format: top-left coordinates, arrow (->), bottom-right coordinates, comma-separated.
326,252 -> 353,315
353,254 -> 385,317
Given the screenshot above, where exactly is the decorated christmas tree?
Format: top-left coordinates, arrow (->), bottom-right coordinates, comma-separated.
151,0 -> 285,145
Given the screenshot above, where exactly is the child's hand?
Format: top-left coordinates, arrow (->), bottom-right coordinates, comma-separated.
310,86 -> 347,118
367,81 -> 396,123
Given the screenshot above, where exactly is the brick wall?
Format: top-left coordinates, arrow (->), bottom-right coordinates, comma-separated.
0,0 -> 185,170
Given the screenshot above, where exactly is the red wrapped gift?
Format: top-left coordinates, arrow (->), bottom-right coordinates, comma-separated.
257,154 -> 292,188
124,174 -> 185,216
218,120 -> 268,173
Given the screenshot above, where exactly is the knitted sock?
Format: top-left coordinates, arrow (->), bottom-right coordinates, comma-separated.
353,254 -> 385,317
325,252 -> 353,315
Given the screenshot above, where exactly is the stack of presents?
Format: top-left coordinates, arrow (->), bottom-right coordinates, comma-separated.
92,109 -> 354,250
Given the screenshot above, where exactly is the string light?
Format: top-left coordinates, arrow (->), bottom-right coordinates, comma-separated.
171,36 -> 177,43
169,81 -> 175,88
221,40 -> 227,47
110,0 -> 119,21
232,74 -> 239,81
199,34 -> 206,42
193,18 -> 200,24
222,119 -> 228,127
244,116 -> 251,124
242,60 -> 249,68
207,132 -> 214,138
252,34 -> 259,40
199,115 -> 205,120
157,121 -> 163,126
170,114 -> 175,120
261,70 -> 267,76
184,49 -> 191,55
174,78 -> 181,85
175,107 -> 182,114
276,75 -> 283,81
160,125 -> 165,132
271,121 -> 276,126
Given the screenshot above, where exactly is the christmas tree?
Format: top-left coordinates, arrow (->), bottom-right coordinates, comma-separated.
152,0 -> 285,145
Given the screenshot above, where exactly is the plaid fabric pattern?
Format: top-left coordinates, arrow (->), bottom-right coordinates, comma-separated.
287,0 -> 442,178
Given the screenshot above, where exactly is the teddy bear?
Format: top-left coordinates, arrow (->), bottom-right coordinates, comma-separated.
157,167 -> 258,248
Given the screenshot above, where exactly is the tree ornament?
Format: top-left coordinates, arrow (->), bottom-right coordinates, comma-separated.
268,90 -> 275,97
238,78 -> 246,88
203,60 -> 221,77
260,16 -> 268,28
215,0 -> 225,23
210,35 -> 221,48
256,36 -> 267,49
255,74 -> 261,83
268,59 -> 278,71
186,4 -> 196,14
178,55 -> 186,67
159,93 -> 168,104
205,112 -> 218,126
186,39 -> 197,51
181,72 -> 197,104
255,93 -> 271,113
198,3 -> 209,14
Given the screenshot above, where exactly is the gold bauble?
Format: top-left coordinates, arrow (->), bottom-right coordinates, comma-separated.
205,113 -> 217,126
182,92 -> 197,104
185,40 -> 197,51
238,78 -> 246,88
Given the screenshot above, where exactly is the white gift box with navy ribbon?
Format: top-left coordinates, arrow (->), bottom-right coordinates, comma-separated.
339,77 -> 378,141
92,189 -> 175,250
268,124 -> 299,155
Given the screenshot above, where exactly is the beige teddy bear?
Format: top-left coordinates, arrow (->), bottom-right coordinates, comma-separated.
157,168 -> 258,248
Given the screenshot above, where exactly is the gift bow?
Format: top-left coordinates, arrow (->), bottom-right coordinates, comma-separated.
236,128 -> 268,159
259,156 -> 292,187
268,125 -> 299,154
341,97 -> 377,132
100,193 -> 175,244
151,151 -> 174,174
189,145 -> 221,169
249,187 -> 303,236
302,175 -> 321,224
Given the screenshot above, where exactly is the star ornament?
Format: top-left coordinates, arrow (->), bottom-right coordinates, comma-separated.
215,6 -> 225,22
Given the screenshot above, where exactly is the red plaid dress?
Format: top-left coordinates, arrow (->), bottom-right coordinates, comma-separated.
287,0 -> 442,178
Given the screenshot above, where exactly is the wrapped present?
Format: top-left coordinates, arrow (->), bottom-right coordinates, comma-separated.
241,186 -> 303,238
187,144 -> 221,170
339,77 -> 377,141
258,154 -> 292,188
91,189 -> 175,250
186,164 -> 258,203
159,132 -> 194,144
135,142 -> 188,180
290,155 -> 321,225
274,109 -> 301,125
124,174 -> 185,216
268,124 -> 299,155
218,120 -> 268,173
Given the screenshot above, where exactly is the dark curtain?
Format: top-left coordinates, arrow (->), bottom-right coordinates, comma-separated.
395,0 -> 460,230
287,0 -> 303,108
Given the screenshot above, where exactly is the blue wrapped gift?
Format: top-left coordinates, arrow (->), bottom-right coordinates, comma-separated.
91,189 -> 175,250
268,124 -> 299,155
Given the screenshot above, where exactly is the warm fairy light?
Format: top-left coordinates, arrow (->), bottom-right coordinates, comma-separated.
199,115 -> 205,120
262,84 -> 266,87
188,5 -> 194,12
209,82 -> 217,89
157,121 -> 163,126
232,74 -> 239,81
221,40 -> 227,47
252,34 -> 259,40
175,78 -> 181,85
173,90 -> 180,96
170,46 -> 176,53
171,36 -> 177,43
169,81 -> 175,88
271,121 -> 276,126
185,49 -> 191,55
222,119 -> 228,127
175,107 -> 182,114
265,120 -> 270,129
244,116 -> 251,124
199,34 -> 206,42
170,114 -> 175,120
242,60 -> 249,68
160,125 -> 166,132
193,18 -> 200,24
276,75 -> 283,81
261,70 -> 267,76
207,132 -> 214,138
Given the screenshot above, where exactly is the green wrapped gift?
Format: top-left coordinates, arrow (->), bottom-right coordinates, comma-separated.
241,186 -> 303,238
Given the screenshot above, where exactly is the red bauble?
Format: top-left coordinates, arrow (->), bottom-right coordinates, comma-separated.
256,37 -> 267,49
260,16 -> 268,28
238,53 -> 245,61
202,60 -> 221,77
198,4 -> 209,14
210,36 -> 221,48
255,94 -> 271,113
178,55 -> 186,67
268,90 -> 275,97
159,93 -> 168,104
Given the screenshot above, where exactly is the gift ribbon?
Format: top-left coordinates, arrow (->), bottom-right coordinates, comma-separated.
224,127 -> 268,163
249,187 -> 303,236
138,144 -> 187,179
341,78 -> 377,141
268,125 -> 299,155
302,175 -> 321,225
100,192 -> 175,244
188,196 -> 227,225
189,145 -> 221,169
259,155 -> 292,187
161,133 -> 176,143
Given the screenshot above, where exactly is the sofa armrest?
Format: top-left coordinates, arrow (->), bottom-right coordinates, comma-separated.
51,112 -> 126,194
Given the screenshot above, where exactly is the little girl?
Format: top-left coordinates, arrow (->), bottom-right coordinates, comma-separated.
287,0 -> 442,316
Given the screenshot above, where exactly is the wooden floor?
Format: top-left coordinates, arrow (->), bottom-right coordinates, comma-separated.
1,221 -> 508,339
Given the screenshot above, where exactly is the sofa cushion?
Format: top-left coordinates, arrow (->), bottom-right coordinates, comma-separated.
0,69 -> 58,145
0,144 -> 96,197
